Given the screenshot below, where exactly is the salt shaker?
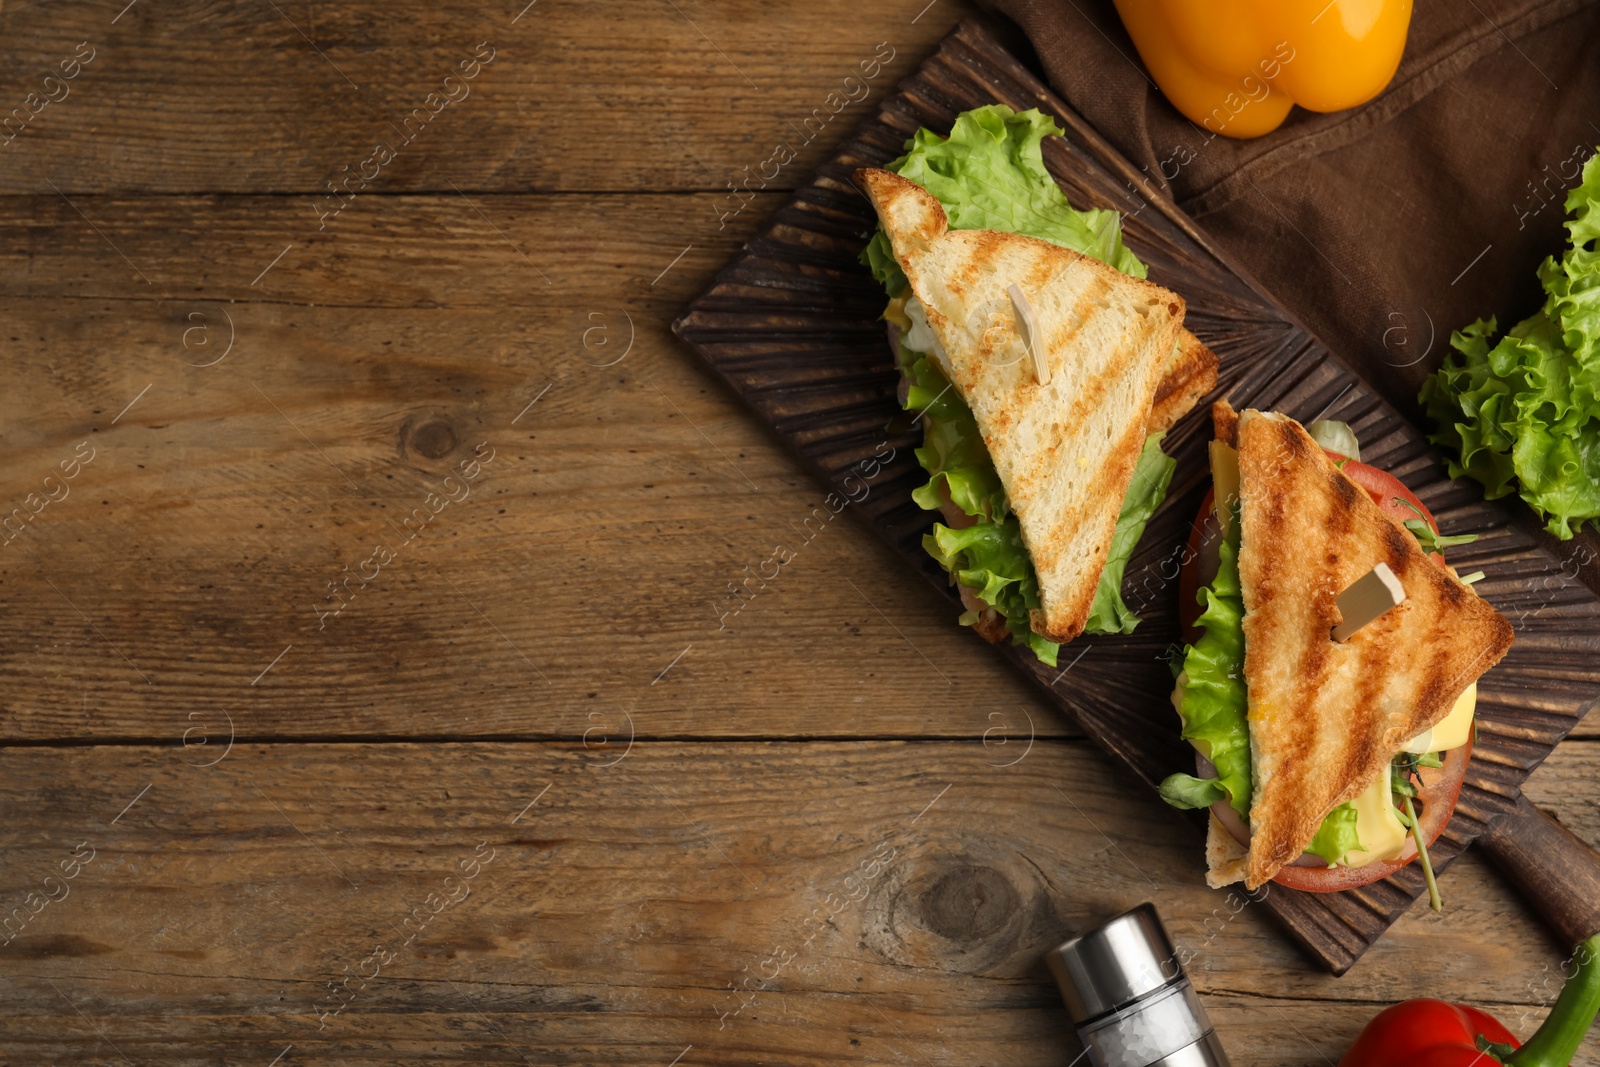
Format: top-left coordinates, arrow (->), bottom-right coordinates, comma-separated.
1044,903 -> 1231,1067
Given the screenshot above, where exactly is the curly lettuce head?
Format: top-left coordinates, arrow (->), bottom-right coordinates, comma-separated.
1422,150 -> 1600,539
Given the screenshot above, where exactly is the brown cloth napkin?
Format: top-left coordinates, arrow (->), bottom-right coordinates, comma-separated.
985,0 -> 1600,418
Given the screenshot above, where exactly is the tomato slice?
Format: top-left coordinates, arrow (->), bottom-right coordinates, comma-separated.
1269,737 -> 1472,892
1324,452 -> 1439,532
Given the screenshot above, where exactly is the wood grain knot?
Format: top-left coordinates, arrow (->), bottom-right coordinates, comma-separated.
409,419 -> 459,460
919,865 -> 1018,943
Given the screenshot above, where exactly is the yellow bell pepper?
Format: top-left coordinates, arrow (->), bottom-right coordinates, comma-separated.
1111,0 -> 1413,139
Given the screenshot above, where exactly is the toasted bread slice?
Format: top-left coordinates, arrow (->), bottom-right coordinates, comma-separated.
1206,814 -> 1250,889
857,168 -> 1186,642
1231,409 -> 1513,889
1151,331 -> 1218,434
1213,397 -> 1241,447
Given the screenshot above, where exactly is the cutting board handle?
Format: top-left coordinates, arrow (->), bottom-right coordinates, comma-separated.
1480,794 -> 1600,950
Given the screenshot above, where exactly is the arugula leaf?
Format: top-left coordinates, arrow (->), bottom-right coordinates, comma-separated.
1402,518 -> 1479,552
1406,792 -> 1445,912
1390,497 -> 1479,552
1390,752 -> 1440,831
1421,150 -> 1600,539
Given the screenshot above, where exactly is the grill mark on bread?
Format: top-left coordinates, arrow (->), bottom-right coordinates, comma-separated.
1280,419 -> 1313,463
1417,644 -> 1453,741
1155,339 -> 1212,403
1348,609 -> 1389,798
1326,476 -> 1357,574
1044,271 -> 1107,357
1025,246 -> 1082,296
1330,467 -> 1360,509
966,230 -> 1004,281
1068,309 -> 1129,426
1381,522 -> 1410,577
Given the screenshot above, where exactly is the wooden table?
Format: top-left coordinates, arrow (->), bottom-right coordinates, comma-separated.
1,2 -> 1595,1064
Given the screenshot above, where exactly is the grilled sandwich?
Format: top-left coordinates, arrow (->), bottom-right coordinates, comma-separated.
1166,401 -> 1514,893
858,167 -> 1187,643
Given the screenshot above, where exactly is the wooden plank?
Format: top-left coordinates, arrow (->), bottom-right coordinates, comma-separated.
0,739 -> 1594,1065
0,191 -> 1062,742
0,0 -> 970,195
0,191 -> 758,303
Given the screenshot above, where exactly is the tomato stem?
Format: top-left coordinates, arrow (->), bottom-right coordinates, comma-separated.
1403,795 -> 1442,912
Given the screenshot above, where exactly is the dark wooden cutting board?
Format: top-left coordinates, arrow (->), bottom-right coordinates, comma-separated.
671,17 -> 1600,975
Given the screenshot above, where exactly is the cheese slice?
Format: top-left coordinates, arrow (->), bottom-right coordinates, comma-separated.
1340,773 -> 1410,867
1402,682 -> 1477,754
1210,440 -> 1240,531
1338,684 -> 1477,867
884,293 -> 912,332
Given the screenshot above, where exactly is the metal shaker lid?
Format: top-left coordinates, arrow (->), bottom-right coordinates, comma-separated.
1045,902 -> 1184,1023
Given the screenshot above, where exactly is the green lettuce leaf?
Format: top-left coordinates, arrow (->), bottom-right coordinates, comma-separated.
1305,802 -> 1363,865
902,347 -> 1006,522
1161,509 -> 1375,865
905,345 -> 1057,666
1168,512 -> 1251,820
1086,434 -> 1177,635
863,229 -> 909,298
1421,150 -> 1600,539
925,519 -> 1059,667
1159,774 -> 1229,810
862,105 -> 1147,294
